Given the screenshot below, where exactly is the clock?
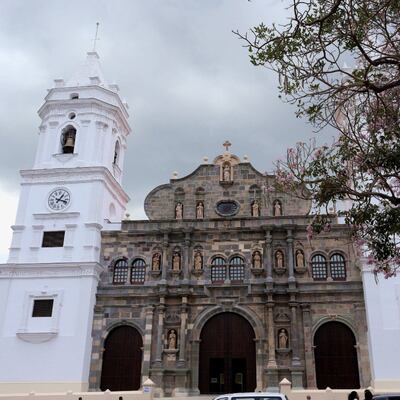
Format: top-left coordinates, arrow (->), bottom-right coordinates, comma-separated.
48,188 -> 71,211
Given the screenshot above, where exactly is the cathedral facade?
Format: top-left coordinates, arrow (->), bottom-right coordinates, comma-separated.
89,149 -> 371,396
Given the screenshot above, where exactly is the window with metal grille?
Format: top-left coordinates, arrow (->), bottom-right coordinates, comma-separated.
113,259 -> 128,284
330,253 -> 346,280
131,258 -> 146,284
211,257 -> 226,283
42,231 -> 65,247
229,256 -> 245,282
32,299 -> 54,317
311,254 -> 328,280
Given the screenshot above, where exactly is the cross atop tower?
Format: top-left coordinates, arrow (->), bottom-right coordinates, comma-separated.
223,140 -> 232,152
92,22 -> 100,51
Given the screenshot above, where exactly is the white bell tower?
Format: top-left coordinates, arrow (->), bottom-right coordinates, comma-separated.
0,51 -> 130,393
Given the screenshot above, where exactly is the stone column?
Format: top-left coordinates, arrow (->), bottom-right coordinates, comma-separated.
301,303 -> 316,388
255,339 -> 265,391
161,232 -> 169,281
290,301 -> 303,388
264,229 -> 273,282
286,228 -> 295,282
141,305 -> 154,383
178,297 -> 188,367
190,339 -> 201,395
183,232 -> 191,281
266,300 -> 278,391
154,298 -> 165,366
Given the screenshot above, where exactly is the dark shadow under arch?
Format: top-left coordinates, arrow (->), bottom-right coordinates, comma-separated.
199,312 -> 256,394
100,325 -> 143,391
314,321 -> 360,389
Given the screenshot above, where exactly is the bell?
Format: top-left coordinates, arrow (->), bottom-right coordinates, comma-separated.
63,135 -> 75,153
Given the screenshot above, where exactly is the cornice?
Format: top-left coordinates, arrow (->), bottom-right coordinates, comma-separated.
0,262 -> 105,279
38,97 -> 131,135
20,166 -> 130,203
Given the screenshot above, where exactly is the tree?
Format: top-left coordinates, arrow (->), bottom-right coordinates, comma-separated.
234,0 -> 400,276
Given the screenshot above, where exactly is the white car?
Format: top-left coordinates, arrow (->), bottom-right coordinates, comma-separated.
213,392 -> 289,400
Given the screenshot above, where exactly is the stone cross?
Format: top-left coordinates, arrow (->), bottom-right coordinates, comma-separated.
223,140 -> 232,151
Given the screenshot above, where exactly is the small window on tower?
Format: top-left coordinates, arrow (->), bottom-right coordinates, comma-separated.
113,141 -> 120,165
61,126 -> 76,154
70,93 -> 79,100
32,299 -> 54,318
42,231 -> 65,247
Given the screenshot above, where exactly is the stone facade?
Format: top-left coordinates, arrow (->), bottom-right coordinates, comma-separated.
90,151 -> 371,396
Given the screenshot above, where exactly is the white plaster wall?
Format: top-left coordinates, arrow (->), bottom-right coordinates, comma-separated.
0,269 -> 99,386
8,170 -> 127,265
362,266 -> 400,389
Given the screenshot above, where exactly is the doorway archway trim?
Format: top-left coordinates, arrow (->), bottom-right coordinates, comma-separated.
191,304 -> 266,342
312,316 -> 357,343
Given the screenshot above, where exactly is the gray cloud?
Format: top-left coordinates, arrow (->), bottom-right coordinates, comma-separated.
0,0 -> 322,220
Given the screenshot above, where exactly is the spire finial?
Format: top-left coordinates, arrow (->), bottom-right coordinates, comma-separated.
92,22 -> 100,52
223,140 -> 232,152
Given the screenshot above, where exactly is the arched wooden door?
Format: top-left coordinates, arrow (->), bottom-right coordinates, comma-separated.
314,321 -> 360,389
100,325 -> 143,391
199,312 -> 256,394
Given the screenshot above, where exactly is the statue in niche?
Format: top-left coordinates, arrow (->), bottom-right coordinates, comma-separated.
276,251 -> 284,269
251,201 -> 260,217
175,202 -> 183,220
278,328 -> 289,349
168,329 -> 177,349
152,253 -> 161,271
252,251 -> 262,269
196,201 -> 204,219
296,250 -> 305,268
194,251 -> 203,270
172,252 -> 181,271
274,200 -> 282,216
223,163 -> 231,181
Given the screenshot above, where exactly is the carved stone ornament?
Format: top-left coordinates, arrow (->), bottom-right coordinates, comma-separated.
165,312 -> 181,325
274,312 -> 291,323
274,250 -> 287,274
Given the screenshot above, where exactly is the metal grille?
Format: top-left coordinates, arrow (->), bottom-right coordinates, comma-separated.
131,259 -> 146,284
330,253 -> 346,280
311,254 -> 328,280
211,257 -> 226,283
113,259 -> 128,284
229,256 -> 245,282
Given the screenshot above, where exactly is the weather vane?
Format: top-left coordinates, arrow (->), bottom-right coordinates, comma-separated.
92,22 -> 100,52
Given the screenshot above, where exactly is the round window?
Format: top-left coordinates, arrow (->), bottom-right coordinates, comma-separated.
215,200 -> 239,217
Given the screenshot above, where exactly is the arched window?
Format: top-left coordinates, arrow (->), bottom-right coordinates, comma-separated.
211,257 -> 226,283
131,258 -> 146,284
113,141 -> 120,165
61,125 -> 77,154
311,254 -> 328,280
113,259 -> 128,284
330,253 -> 346,280
229,256 -> 245,282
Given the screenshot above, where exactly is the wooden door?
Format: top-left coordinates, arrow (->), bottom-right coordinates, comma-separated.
314,321 -> 360,389
100,325 -> 143,391
199,312 -> 256,394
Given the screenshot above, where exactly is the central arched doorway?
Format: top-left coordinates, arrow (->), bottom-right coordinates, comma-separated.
199,312 -> 256,394
100,325 -> 143,391
314,321 -> 360,389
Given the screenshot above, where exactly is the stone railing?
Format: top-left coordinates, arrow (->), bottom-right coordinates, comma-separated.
279,378 -> 373,400
0,380 -> 155,400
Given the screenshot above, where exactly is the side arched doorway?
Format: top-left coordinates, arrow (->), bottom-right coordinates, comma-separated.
100,325 -> 143,391
199,312 -> 256,394
314,321 -> 360,389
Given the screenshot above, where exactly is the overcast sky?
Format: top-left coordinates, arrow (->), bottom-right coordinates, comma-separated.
0,0 -> 324,262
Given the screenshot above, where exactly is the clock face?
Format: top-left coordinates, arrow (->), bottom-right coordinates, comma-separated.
48,189 -> 71,211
